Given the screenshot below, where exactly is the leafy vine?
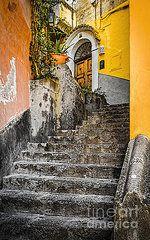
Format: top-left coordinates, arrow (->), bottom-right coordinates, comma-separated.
30,0 -> 65,80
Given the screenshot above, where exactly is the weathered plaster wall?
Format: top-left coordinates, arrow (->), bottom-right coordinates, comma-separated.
0,0 -> 31,129
59,2 -> 76,28
30,65 -> 85,141
75,0 -> 127,26
130,0 -> 150,139
98,74 -> 129,105
0,0 -> 31,185
0,110 -> 30,188
30,78 -> 59,142
55,64 -> 85,130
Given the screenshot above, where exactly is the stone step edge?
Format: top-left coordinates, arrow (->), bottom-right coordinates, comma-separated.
0,189 -> 114,204
21,151 -> 125,160
3,174 -> 118,186
36,143 -> 127,148
13,161 -> 122,169
0,212 -> 114,230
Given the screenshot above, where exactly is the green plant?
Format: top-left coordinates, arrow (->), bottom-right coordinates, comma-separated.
53,39 -> 71,54
81,85 -> 92,95
30,0 -> 65,79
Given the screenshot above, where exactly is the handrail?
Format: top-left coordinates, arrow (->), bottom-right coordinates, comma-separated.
115,135 -> 150,205
114,134 -> 150,240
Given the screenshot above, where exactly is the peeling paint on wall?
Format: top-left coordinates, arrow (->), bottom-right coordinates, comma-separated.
0,57 -> 16,104
0,0 -> 31,129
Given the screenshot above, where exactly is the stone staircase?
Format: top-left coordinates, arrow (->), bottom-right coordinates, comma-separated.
0,102 -> 129,240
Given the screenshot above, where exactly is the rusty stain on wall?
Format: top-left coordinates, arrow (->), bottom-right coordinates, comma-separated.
0,57 -> 16,104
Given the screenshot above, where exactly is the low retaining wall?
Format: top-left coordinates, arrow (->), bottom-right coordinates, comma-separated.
54,64 -> 85,130
0,110 -> 30,187
98,74 -> 130,105
114,135 -> 150,240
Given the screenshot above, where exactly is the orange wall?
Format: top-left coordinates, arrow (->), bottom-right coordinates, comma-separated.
130,0 -> 150,139
0,0 -> 31,129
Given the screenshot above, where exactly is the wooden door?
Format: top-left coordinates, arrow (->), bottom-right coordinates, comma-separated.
75,57 -> 92,87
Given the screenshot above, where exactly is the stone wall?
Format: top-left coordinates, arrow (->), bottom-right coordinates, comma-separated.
54,64 -> 85,130
98,74 -> 129,105
75,0 -> 127,25
30,65 -> 84,140
30,78 -> 59,142
0,0 -> 31,188
115,135 -> 150,240
0,110 -> 30,188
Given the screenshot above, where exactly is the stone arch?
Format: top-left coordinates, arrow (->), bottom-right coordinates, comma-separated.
74,41 -> 92,62
66,26 -> 99,91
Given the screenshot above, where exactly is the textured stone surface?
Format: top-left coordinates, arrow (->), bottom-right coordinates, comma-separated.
75,0 -> 127,25
0,189 -> 114,218
0,110 -> 30,188
30,78 -> 58,142
98,74 -> 130,105
114,135 -> 150,240
30,64 -> 84,141
54,64 -> 85,130
13,161 -> 121,179
0,213 -> 113,240
3,174 -> 118,195
0,94 -> 129,239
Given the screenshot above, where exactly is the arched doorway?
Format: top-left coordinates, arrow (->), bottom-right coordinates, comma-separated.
65,25 -> 99,91
74,41 -> 92,87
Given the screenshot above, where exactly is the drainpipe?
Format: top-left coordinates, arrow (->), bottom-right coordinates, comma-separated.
100,0 -> 102,18
71,0 -> 76,28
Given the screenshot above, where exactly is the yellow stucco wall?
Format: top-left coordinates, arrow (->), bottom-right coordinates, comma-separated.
59,3 -> 76,28
98,5 -> 129,80
86,1 -> 130,81
130,0 -> 150,139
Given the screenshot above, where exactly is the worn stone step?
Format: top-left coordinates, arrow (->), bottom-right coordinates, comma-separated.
76,128 -> 129,140
27,142 -> 47,152
48,135 -> 74,143
48,141 -> 127,153
0,212 -> 113,240
88,106 -> 129,115
0,190 -> 114,219
77,122 -> 129,133
56,129 -> 78,138
90,111 -> 129,117
83,118 -> 129,126
77,127 -> 129,135
32,130 -> 129,147
85,117 -> 129,126
3,174 -> 118,196
78,121 -> 129,131
83,144 -> 127,155
21,149 -> 125,165
101,118 -> 129,124
86,115 -> 129,124
56,124 -> 129,140
78,152 -> 125,165
76,132 -> 129,144
93,107 -> 129,115
22,150 -> 71,162
99,103 -> 129,110
13,161 -> 121,179
45,142 -> 127,155
74,134 -> 129,145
